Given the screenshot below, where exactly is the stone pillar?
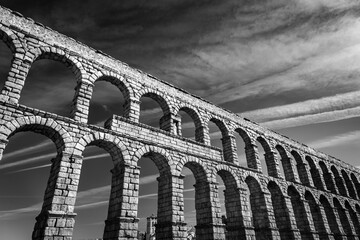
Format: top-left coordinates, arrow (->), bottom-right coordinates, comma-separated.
124,98 -> 141,123
316,205 -> 334,240
337,207 -> 358,240
282,157 -> 300,183
196,125 -> 210,145
264,151 -> 281,178
326,206 -> 347,240
334,175 -> 349,197
289,195 -> 319,240
156,174 -> 187,240
245,144 -> 262,172
160,113 -> 180,134
0,55 -> 27,104
238,187 -> 256,239
32,152 -> 82,240
280,195 -> 302,239
324,170 -> 339,194
221,134 -> 237,163
223,187 -> 252,239
103,163 -> 140,240
259,192 -> 281,240
297,162 -> 315,187
70,81 -> 94,123
194,181 -> 225,240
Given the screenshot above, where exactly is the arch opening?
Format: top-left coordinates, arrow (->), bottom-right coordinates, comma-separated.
217,169 -> 243,239
177,107 -> 202,142
139,93 -> 169,130
245,176 -> 270,239
345,201 -> 360,236
20,55 -> 78,117
291,151 -> 309,186
208,119 -> 224,150
319,161 -> 337,193
304,191 -> 328,237
235,128 -> 255,169
256,137 -> 276,177
88,78 -> 126,125
333,198 -> 354,238
72,145 -> 113,239
267,181 -> 293,240
351,173 -> 360,197
331,166 -> 348,197
287,186 -> 312,239
0,131 -> 57,239
341,170 -> 357,199
305,156 -> 324,190
276,145 -> 294,181
320,195 -> 342,238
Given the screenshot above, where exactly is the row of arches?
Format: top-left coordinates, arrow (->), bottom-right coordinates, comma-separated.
1,115 -> 360,239
0,26 -> 359,202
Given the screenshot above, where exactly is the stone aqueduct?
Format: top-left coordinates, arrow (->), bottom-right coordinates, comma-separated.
0,6 -> 359,240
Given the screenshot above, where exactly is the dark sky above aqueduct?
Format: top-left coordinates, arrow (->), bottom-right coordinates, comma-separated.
0,0 -> 359,239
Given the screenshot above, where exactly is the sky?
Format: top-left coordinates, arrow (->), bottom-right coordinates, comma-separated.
0,0 -> 359,239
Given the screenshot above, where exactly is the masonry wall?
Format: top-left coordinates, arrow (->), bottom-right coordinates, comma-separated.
0,6 -> 359,240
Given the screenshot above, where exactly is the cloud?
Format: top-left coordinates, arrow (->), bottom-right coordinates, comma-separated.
308,130 -> 360,149
3,140 -> 53,160
262,106 -> 360,130
0,153 -> 55,171
241,90 -> 360,123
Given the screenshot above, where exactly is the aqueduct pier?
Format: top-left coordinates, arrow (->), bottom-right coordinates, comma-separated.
0,6 -> 359,240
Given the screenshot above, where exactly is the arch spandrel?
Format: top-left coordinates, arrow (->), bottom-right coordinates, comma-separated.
0,116 -> 73,156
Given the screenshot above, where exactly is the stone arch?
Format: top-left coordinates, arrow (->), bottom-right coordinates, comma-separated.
179,157 -> 224,239
74,132 -> 129,166
333,198 -> 354,238
287,185 -> 314,239
304,191 -> 329,238
319,195 -> 343,239
276,145 -> 296,182
319,161 -> 337,193
341,170 -> 357,199
291,150 -> 310,186
215,165 -> 244,239
331,166 -> 348,197
345,201 -> 360,236
267,181 -> 295,240
350,173 -> 360,197
0,116 -> 72,156
25,46 -> 86,83
245,175 -> 272,239
234,127 -> 257,170
256,136 -> 278,177
137,89 -> 171,115
305,156 -> 324,190
132,145 -> 174,176
175,105 -> 205,142
89,70 -> 133,99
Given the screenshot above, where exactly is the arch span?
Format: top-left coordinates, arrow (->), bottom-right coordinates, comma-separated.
0,116 -> 72,155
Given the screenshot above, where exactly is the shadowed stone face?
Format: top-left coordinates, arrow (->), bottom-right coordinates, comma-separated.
0,5 -> 359,240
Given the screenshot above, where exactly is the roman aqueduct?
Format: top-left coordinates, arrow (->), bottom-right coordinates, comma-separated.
0,6 -> 359,240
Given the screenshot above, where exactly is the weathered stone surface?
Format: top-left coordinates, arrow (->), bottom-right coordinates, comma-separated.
0,5 -> 359,240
